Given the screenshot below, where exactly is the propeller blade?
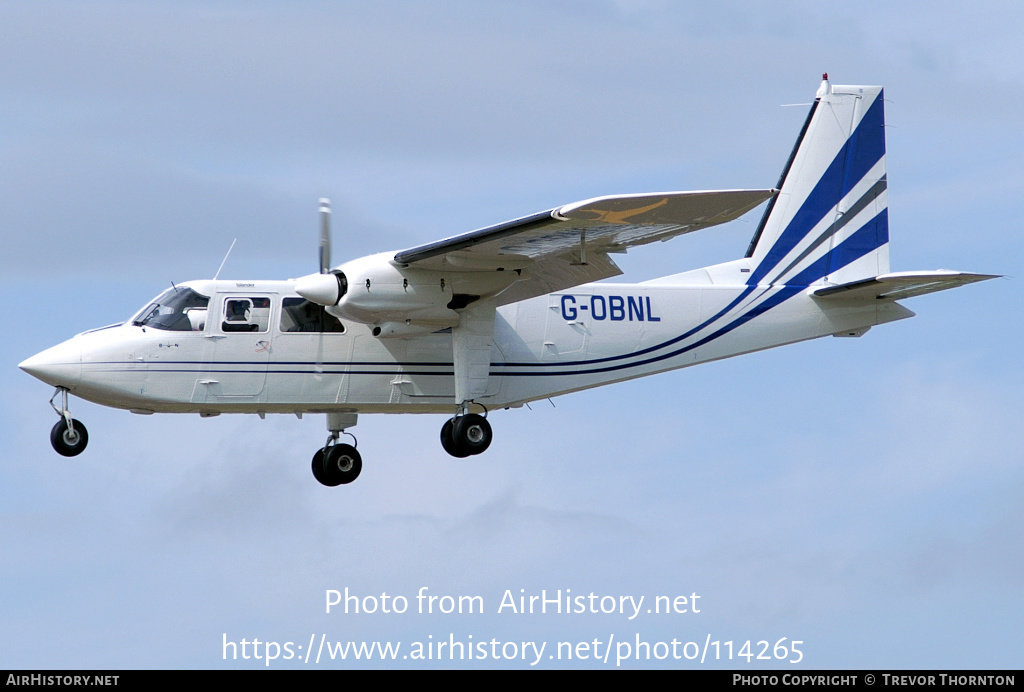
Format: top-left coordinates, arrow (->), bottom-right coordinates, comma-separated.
319,198 -> 331,274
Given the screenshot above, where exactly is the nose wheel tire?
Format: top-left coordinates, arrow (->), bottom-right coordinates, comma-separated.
312,443 -> 362,486
441,413 -> 492,457
50,419 -> 88,457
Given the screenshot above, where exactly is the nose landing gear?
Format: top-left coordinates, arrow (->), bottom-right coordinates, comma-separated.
48,387 -> 88,457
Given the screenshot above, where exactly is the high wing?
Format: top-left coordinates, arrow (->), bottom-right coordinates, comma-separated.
393,189 -> 775,305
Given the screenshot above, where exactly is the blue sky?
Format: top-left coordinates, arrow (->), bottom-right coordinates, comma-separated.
2,1 -> 1021,669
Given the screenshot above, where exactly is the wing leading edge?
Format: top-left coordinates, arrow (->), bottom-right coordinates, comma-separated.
394,189 -> 774,305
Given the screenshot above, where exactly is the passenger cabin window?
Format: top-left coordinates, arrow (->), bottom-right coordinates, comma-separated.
132,287 -> 209,332
280,298 -> 345,333
222,297 -> 270,333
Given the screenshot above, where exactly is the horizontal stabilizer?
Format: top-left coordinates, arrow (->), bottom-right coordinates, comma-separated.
813,270 -> 999,301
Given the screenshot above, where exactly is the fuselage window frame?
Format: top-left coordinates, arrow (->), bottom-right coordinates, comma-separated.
221,296 -> 272,333
279,297 -> 346,334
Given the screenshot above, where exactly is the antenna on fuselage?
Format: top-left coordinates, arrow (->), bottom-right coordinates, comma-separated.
213,238 -> 237,281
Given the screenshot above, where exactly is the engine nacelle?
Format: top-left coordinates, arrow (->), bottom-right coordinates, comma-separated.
296,252 -> 521,335
297,252 -> 460,330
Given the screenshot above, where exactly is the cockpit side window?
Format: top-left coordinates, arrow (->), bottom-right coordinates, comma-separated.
132,287 -> 210,332
280,298 -> 345,333
221,296 -> 271,333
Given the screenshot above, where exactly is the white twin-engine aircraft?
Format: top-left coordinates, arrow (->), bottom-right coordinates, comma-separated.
20,77 -> 996,486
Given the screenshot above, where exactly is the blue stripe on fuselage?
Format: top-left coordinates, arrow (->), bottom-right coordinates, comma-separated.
502,208 -> 889,377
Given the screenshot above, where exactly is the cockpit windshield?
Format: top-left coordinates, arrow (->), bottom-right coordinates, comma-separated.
131,286 -> 210,331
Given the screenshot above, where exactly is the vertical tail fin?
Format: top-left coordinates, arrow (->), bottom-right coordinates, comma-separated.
746,76 -> 889,288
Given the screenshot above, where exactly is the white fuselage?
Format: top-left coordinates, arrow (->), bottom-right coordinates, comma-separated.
23,258 -> 913,418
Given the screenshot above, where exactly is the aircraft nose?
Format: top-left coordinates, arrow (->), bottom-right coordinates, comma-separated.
19,342 -> 83,388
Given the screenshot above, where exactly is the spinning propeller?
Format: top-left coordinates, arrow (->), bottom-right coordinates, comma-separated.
296,198 -> 348,306
319,197 -> 331,274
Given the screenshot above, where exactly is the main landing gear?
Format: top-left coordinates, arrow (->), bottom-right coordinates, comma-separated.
440,405 -> 492,458
312,442 -> 362,486
309,407 -> 494,486
311,412 -> 362,486
49,387 -> 88,457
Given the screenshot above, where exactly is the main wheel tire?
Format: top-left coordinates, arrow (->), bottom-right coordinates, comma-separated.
323,443 -> 362,485
311,448 -> 337,486
440,419 -> 471,458
453,414 -> 492,456
50,419 -> 88,457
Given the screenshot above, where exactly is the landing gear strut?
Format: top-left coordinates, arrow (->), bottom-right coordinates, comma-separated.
312,412 -> 361,486
49,388 -> 88,457
440,403 -> 492,458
